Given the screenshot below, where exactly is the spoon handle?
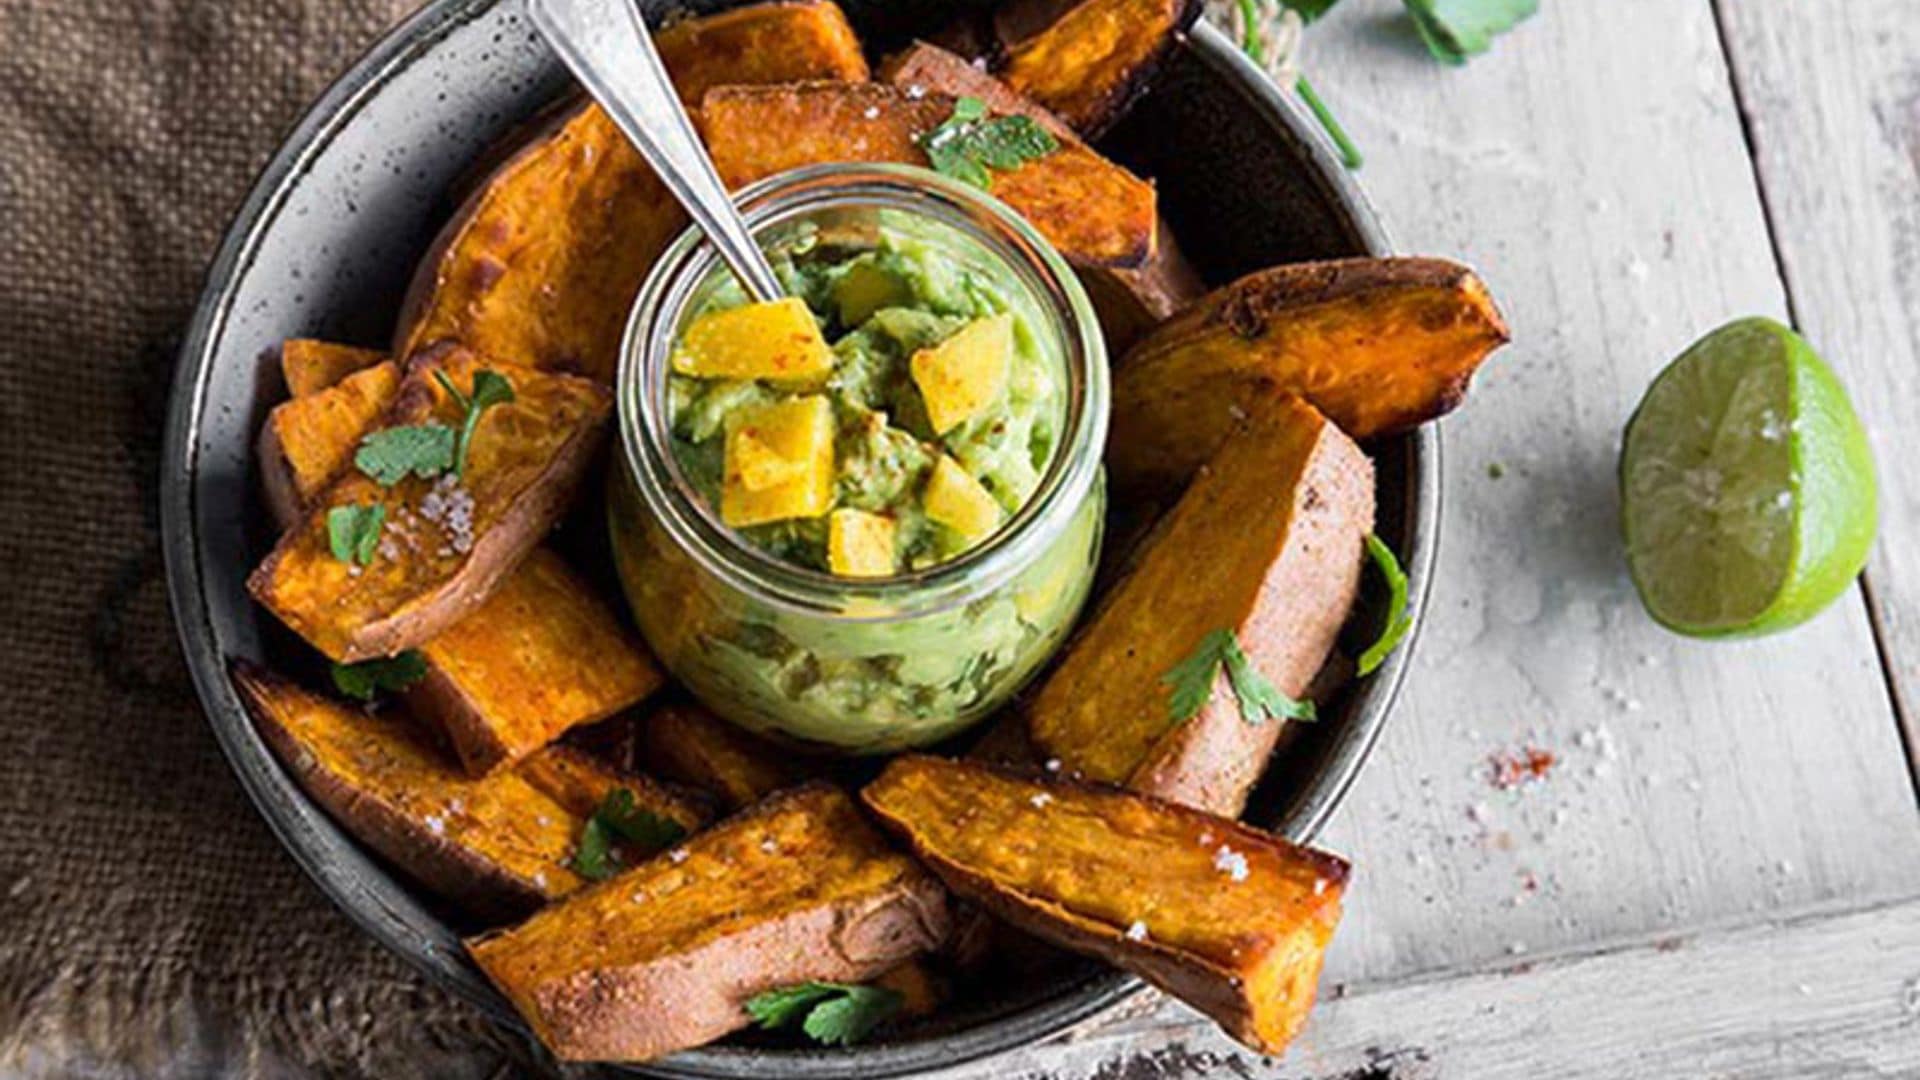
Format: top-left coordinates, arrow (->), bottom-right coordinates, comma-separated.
527,0 -> 783,302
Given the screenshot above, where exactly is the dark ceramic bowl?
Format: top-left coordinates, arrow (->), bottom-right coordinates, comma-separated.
161,2 -> 1436,1075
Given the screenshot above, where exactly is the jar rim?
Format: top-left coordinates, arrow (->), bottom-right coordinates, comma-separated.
616,163 -> 1109,622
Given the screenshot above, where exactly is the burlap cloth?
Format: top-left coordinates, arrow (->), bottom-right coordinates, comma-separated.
0,2 -> 539,1075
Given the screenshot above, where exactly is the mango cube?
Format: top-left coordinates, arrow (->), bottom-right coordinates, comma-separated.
911,315 -> 1012,435
828,509 -> 898,578
834,262 -> 910,327
722,396 -> 835,527
924,456 -> 1002,543
673,297 -> 835,383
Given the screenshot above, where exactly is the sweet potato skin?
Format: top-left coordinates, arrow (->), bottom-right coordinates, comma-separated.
635,700 -> 797,812
231,662 -> 704,922
994,0 -> 1201,138
861,756 -> 1348,1055
467,784 -> 951,1062
259,360 -> 402,528
280,339 -> 386,398
1029,392 -> 1374,816
409,548 -> 665,775
698,82 -> 1157,269
248,344 -> 611,661
1111,257 -> 1508,497
395,1 -> 871,383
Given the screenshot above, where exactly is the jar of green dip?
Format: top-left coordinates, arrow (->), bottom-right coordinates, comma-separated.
611,163 -> 1108,753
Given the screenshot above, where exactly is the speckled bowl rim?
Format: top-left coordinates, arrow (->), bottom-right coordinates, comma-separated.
160,5 -> 1435,1076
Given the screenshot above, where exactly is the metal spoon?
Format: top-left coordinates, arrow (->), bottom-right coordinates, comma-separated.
526,0 -> 784,302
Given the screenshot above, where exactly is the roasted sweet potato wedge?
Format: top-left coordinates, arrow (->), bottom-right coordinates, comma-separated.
635,700 -> 797,812
993,0 -> 1201,138
877,41 -> 1199,349
395,1 -> 870,382
1111,257 -> 1508,497
258,360 -> 402,528
409,548 -> 665,776
279,338 -> 386,398
232,662 -> 705,922
249,345 -> 611,661
1029,392 -> 1373,815
862,756 -> 1347,1056
467,784 -> 951,1062
699,82 -> 1157,269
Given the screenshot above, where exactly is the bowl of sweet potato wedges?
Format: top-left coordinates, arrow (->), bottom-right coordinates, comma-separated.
162,0 -> 1509,1073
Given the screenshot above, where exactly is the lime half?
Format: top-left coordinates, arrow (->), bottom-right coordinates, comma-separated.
1621,317 -> 1877,637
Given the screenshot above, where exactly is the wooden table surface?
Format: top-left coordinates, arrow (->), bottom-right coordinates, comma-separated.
941,3 -> 1920,1075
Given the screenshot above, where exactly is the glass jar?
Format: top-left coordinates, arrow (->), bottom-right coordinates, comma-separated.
610,163 -> 1108,754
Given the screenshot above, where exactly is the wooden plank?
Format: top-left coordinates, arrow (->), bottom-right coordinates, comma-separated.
1228,0 -> 1920,987
934,898 -> 1920,1079
1713,0 -> 1920,770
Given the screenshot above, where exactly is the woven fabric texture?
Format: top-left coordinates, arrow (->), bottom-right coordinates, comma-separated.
0,2 -> 531,1075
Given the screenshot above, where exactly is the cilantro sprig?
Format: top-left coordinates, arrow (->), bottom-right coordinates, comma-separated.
432,368 -> 516,479
570,788 -> 689,882
1355,533 -> 1413,676
326,503 -> 385,566
330,651 -> 428,701
1163,629 -> 1316,725
1404,0 -> 1538,66
354,424 -> 455,486
918,97 -> 1059,189
744,982 -> 904,1046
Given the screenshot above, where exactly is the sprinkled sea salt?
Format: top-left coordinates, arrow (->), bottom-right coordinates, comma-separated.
862,105 -> 880,120
1213,845 -> 1249,882
423,814 -> 445,836
668,848 -> 690,865
1044,758 -> 1062,773
1125,920 -> 1149,942
1030,793 -> 1053,809
904,83 -> 926,99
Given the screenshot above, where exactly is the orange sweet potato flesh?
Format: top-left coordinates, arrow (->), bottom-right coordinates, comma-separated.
259,360 -> 402,528
248,344 -> 611,661
1029,392 -> 1374,816
861,756 -> 1348,1055
1111,257 -> 1509,498
635,700 -> 797,812
410,548 -> 665,776
698,82 -> 1157,269
395,1 -> 870,383
280,338 -> 386,398
994,0 -> 1200,138
467,784 -> 951,1062
877,42 -> 1199,349
231,662 -> 705,922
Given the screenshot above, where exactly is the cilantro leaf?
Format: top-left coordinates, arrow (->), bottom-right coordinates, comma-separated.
330,651 -> 429,701
744,983 -> 844,1029
919,96 -> 1059,189
1402,0 -> 1537,66
1164,628 -> 1315,725
570,816 -> 619,881
1356,533 -> 1413,676
595,788 -> 687,851
326,503 -> 385,566
354,424 -> 455,486
1162,628 -> 1236,722
433,368 -> 517,479
1221,636 -> 1317,723
802,986 -> 903,1046
745,982 -> 903,1046
568,788 -> 688,881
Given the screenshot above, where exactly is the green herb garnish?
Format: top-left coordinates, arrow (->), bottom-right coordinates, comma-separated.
569,788 -> 689,881
326,503 -> 385,566
353,423 -> 456,486
744,982 -> 904,1046
330,651 -> 429,701
1355,533 -> 1413,676
1402,0 -> 1537,66
432,368 -> 516,479
1163,628 -> 1316,725
918,96 -> 1059,189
